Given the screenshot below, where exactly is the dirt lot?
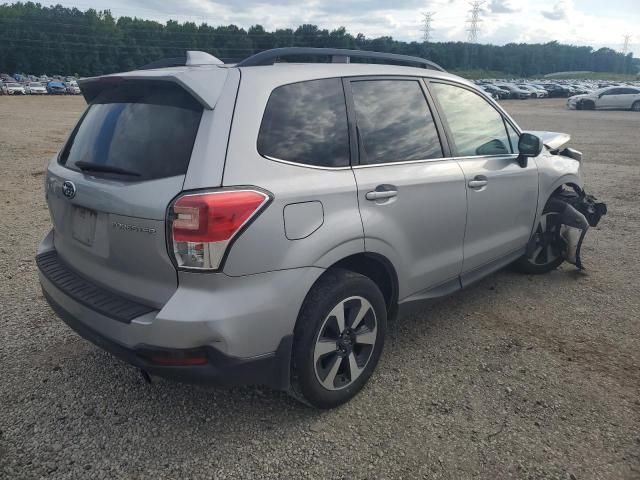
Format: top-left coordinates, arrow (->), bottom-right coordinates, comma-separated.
0,96 -> 638,480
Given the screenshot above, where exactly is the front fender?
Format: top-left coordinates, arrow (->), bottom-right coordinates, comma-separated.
531,152 -> 584,236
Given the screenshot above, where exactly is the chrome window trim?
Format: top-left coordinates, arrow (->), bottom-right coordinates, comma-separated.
261,154 -> 352,171
351,153 -> 519,169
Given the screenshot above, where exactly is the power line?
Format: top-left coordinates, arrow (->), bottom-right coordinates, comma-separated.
466,0 -> 484,43
622,34 -> 631,55
421,11 -> 435,43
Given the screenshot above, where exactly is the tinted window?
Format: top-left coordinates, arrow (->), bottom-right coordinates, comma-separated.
350,80 -> 442,165
619,88 -> 639,94
60,83 -> 203,180
431,83 -> 511,157
257,78 -> 349,167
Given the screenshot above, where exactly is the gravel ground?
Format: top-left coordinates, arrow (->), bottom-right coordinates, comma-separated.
0,96 -> 639,480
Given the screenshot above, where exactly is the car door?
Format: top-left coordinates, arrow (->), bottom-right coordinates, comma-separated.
615,88 -> 639,109
596,88 -> 620,109
428,81 -> 539,285
348,77 -> 467,300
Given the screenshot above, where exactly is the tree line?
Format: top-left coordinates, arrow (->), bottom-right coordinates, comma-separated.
0,2 -> 636,77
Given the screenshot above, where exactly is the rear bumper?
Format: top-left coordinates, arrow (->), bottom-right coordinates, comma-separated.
42,287 -> 292,389
37,230 -> 324,389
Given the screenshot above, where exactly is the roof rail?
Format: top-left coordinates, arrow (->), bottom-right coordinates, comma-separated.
139,51 -> 223,70
236,47 -> 445,72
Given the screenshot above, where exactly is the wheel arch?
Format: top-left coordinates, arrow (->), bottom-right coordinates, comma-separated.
308,252 -> 399,319
530,176 -> 583,239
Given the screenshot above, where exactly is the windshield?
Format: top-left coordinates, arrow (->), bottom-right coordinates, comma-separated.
7,83 -> 20,87
30,83 -> 42,87
60,82 -> 203,181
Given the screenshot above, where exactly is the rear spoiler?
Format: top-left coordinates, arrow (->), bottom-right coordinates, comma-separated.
77,64 -> 229,110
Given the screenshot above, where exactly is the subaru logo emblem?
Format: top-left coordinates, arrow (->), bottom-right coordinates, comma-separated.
62,181 -> 76,199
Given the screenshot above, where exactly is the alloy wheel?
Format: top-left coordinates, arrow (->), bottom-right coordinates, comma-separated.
527,212 -> 562,266
313,296 -> 377,391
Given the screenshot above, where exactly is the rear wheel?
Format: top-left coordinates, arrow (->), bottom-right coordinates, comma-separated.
514,205 -> 565,274
290,269 -> 386,409
632,101 -> 640,112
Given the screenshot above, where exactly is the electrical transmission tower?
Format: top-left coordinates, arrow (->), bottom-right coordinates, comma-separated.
422,11 -> 435,43
622,34 -> 631,54
466,1 -> 485,43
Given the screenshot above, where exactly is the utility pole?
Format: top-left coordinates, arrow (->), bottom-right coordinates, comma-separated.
466,1 -> 484,43
422,11 -> 435,43
622,34 -> 631,54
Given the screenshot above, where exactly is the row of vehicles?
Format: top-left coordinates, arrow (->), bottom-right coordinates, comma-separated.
475,80 -> 594,100
475,79 -> 640,105
0,73 -> 81,95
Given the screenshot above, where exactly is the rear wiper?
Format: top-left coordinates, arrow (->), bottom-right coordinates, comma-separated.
75,161 -> 141,177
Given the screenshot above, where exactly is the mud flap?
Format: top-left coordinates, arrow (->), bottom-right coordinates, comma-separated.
548,189 -> 607,269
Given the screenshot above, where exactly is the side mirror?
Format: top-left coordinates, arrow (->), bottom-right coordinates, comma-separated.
517,133 -> 543,168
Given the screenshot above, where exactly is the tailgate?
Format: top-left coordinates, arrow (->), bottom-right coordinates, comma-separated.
45,80 -> 214,308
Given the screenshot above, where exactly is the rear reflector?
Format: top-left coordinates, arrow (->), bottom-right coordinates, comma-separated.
148,355 -> 208,366
138,347 -> 209,366
169,189 -> 270,270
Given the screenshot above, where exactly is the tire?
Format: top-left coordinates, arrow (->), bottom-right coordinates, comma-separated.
513,201 -> 565,274
576,100 -> 583,110
289,269 -> 387,409
583,100 -> 595,110
632,101 -> 640,112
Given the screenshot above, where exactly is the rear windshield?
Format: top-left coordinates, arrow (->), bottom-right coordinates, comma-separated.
60,82 -> 203,180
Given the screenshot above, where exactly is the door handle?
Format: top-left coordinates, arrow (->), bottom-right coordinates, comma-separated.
468,176 -> 488,189
365,186 -> 398,201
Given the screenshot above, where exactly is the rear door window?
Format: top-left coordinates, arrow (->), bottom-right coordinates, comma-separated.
257,78 -> 350,168
350,79 -> 443,165
60,82 -> 203,180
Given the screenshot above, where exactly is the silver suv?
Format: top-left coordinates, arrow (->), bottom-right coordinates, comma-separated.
37,48 -> 606,408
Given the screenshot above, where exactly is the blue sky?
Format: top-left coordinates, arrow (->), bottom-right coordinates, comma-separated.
50,0 -> 639,57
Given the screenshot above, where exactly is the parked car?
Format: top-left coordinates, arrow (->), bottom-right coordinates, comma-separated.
569,84 -> 592,95
542,83 -> 572,98
0,80 -> 7,95
46,81 -> 67,94
64,81 -> 81,94
36,48 -> 606,409
26,82 -> 47,95
495,83 -> 531,99
480,84 -> 510,99
5,82 -> 26,95
567,86 -> 640,111
518,84 -> 547,98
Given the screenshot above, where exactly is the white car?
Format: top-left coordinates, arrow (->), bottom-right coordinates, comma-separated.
64,81 -> 81,94
519,85 -> 548,98
5,82 -> 26,95
568,86 -> 640,111
26,82 -> 47,95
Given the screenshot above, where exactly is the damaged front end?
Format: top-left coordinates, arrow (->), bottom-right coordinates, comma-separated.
529,187 -> 607,269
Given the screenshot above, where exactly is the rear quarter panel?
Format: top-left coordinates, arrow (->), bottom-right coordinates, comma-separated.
220,68 -> 364,276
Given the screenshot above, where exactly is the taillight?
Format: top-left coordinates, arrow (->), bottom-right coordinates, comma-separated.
169,189 -> 270,271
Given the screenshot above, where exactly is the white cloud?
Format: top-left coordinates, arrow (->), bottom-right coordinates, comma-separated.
488,0 -> 520,14
541,0 -> 571,20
